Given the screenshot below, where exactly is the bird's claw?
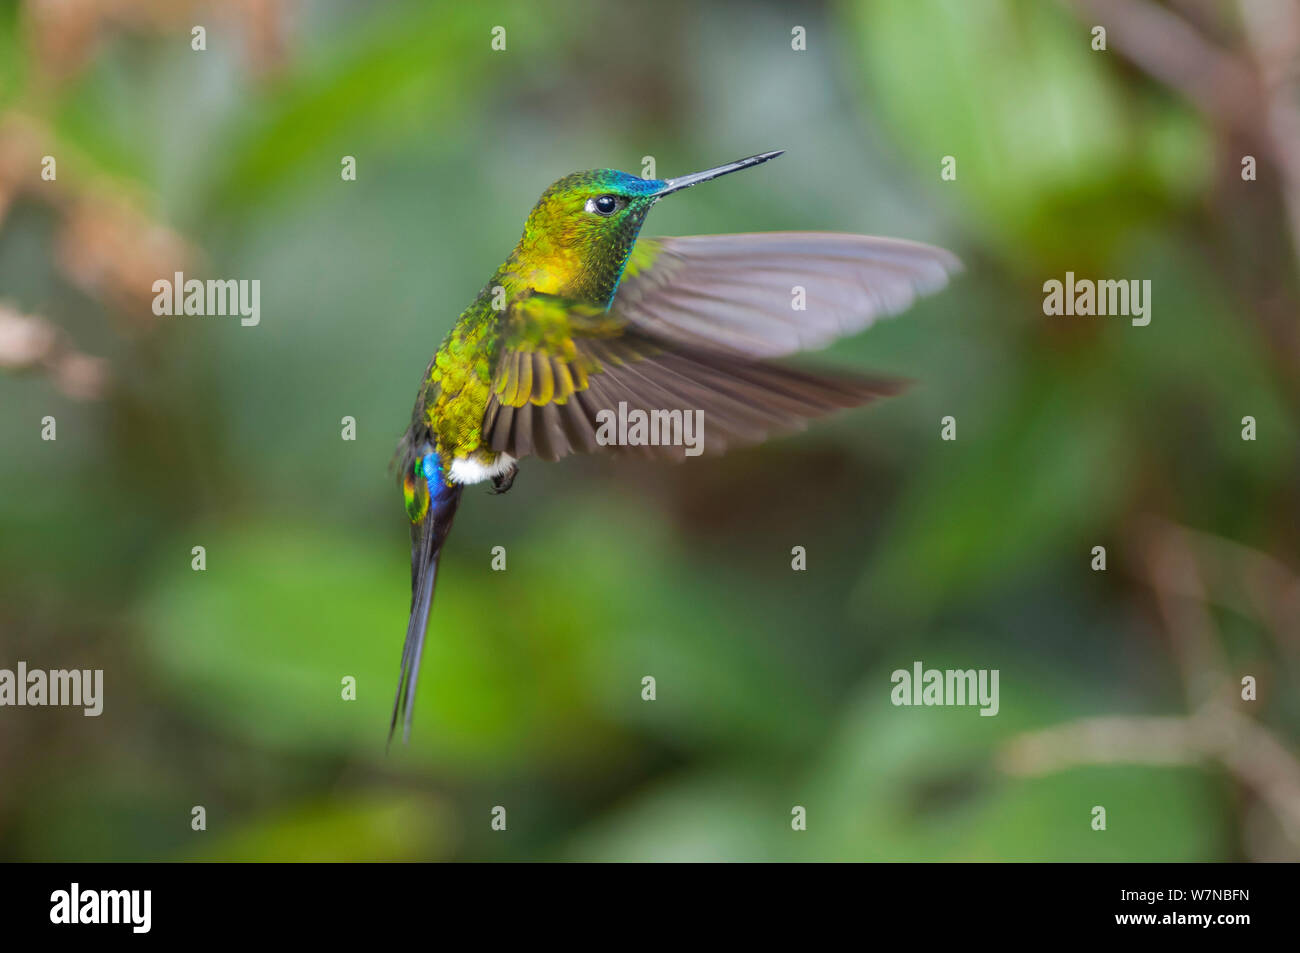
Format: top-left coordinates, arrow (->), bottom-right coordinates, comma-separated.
490,465 -> 518,495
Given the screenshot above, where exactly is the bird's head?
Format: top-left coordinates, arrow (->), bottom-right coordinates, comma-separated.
509,151 -> 783,305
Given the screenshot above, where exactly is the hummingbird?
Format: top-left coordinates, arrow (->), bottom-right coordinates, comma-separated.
391,151 -> 959,743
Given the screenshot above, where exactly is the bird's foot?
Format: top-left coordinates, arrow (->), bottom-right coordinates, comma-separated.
490,464 -> 518,495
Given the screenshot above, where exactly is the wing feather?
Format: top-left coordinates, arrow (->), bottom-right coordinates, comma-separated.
482,230 -> 958,462
615,233 -> 960,358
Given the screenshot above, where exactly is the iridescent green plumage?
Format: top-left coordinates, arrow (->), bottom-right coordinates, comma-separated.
424,290 -> 499,463
389,152 -> 961,743
411,169 -> 661,471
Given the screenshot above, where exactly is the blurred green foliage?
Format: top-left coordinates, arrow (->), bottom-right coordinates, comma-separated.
1,0 -> 1296,861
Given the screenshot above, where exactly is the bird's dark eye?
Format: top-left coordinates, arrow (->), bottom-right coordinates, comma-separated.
587,194 -> 622,216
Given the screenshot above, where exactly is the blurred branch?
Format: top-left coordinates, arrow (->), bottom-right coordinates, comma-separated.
1070,0 -> 1266,132
1238,0 -> 1300,262
1138,518 -> 1300,661
0,112 -> 196,325
22,0 -> 291,89
999,705 -> 1300,854
0,303 -> 109,399
57,192 -> 196,322
1072,0 -> 1300,264
1142,517 -> 1227,707
1000,715 -> 1201,770
999,516 -> 1300,859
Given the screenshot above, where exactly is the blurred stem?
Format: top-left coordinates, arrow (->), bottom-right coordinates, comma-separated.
999,515 -> 1300,859
999,706 -> 1300,855
1073,0 -> 1300,266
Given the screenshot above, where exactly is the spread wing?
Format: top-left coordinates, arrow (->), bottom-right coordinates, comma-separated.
483,231 -> 959,463
615,232 -> 960,358
482,292 -> 901,463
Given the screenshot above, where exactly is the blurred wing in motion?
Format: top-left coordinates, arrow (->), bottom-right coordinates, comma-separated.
482,290 -> 905,463
614,232 -> 961,359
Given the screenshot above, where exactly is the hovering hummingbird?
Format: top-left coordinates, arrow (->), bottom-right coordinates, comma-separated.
391,151 -> 959,742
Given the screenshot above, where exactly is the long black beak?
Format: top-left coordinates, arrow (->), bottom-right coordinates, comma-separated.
653,150 -> 784,197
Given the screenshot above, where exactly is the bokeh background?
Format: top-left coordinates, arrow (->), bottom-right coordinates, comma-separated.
1,0 -> 1298,862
